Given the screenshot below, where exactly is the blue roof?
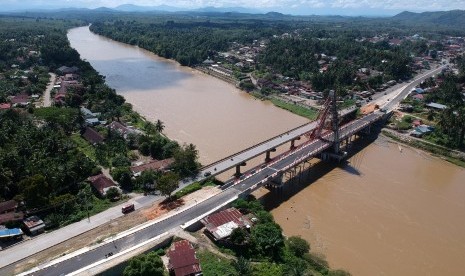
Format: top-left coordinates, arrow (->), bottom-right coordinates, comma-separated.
0,228 -> 23,238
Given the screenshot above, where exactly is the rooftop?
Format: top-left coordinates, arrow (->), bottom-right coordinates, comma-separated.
87,174 -> 116,196
201,207 -> 252,240
168,240 -> 202,276
131,158 -> 174,175
82,127 -> 104,144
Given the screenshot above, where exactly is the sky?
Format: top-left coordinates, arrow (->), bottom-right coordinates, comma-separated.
1,0 -> 464,16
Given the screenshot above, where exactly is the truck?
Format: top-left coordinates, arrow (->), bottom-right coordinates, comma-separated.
122,203 -> 135,214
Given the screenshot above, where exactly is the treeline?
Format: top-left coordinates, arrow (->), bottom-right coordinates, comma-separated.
90,20 -> 280,66
0,17 -> 200,229
423,56 -> 465,148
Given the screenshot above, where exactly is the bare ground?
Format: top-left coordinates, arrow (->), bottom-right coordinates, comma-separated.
8,185 -> 221,275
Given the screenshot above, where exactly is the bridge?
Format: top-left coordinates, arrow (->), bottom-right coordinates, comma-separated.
14,65 -> 446,276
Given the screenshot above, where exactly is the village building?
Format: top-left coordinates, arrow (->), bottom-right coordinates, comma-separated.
108,121 -> 138,139
426,102 -> 448,110
0,225 -> 23,241
0,103 -> 11,110
131,158 -> 174,177
10,94 -> 31,107
57,66 -> 79,75
200,207 -> 252,241
23,216 -> 45,235
167,240 -> 202,276
82,127 -> 105,145
87,174 -> 119,197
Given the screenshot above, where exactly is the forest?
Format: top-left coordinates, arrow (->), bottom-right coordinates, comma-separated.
0,17 -> 200,229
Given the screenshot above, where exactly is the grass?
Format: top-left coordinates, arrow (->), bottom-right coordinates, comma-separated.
71,133 -> 97,162
174,181 -> 216,199
269,97 -> 318,120
198,250 -> 237,276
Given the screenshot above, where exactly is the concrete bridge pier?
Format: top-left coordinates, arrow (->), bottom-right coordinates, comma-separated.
234,162 -> 247,177
265,148 -> 276,162
290,137 -> 301,150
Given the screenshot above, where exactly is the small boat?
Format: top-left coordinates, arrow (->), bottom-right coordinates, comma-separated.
398,144 -> 403,153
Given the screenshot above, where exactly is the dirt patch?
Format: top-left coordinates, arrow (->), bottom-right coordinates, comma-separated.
8,210 -> 148,275
7,185 -> 222,275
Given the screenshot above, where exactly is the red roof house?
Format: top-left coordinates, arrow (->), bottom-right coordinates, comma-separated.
82,127 -> 105,145
87,174 -> 118,197
167,240 -> 202,276
0,103 -> 11,110
130,158 -> 174,176
200,207 -> 252,241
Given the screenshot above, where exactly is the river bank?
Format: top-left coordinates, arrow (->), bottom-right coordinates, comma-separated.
382,128 -> 465,168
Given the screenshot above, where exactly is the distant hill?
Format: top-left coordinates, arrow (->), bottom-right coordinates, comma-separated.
392,10 -> 465,26
114,4 -> 184,13
192,6 -> 261,14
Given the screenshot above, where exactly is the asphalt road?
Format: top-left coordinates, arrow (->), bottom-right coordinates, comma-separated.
15,65 -> 446,275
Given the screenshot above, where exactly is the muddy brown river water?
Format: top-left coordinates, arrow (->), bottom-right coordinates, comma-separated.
69,26 -> 465,276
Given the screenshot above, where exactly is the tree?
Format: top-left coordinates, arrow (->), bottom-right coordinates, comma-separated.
232,256 -> 251,275
157,172 -> 179,199
123,251 -> 164,276
155,119 -> 165,133
173,143 -> 200,177
287,236 -> 310,258
20,174 -> 51,209
230,227 -> 249,246
251,222 -> 284,258
106,187 -> 121,201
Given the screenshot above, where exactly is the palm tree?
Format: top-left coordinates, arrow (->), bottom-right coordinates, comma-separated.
155,119 -> 165,133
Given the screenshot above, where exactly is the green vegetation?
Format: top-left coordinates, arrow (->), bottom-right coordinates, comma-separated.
174,181 -> 215,199
198,251 -> 238,276
123,251 -> 165,276
270,98 -> 318,120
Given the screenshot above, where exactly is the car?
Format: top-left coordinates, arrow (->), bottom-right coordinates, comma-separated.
204,171 -> 211,177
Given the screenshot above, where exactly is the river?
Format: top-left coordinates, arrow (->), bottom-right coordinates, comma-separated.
68,26 -> 465,276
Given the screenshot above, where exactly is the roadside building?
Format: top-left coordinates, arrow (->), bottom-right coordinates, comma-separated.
0,226 -> 23,241
167,239 -> 202,276
0,103 -> 11,110
82,127 -> 105,145
87,174 -> 119,197
131,158 -> 174,177
10,94 -> 31,107
201,207 -> 252,241
0,200 -> 17,214
426,102 -> 447,110
23,216 -> 45,235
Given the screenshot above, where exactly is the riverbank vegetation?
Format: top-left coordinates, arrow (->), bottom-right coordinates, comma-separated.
0,16 -> 201,231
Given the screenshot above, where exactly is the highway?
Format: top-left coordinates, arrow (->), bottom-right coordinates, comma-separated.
15,65 -> 446,275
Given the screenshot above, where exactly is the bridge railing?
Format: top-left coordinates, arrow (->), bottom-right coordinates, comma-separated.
200,107 -> 358,171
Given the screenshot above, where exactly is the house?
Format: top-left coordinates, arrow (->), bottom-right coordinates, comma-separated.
82,127 -> 104,145
412,119 -> 423,127
57,66 -> 79,75
23,216 -> 45,235
410,125 -> 434,138
167,240 -> 202,276
201,207 -> 252,241
108,121 -> 135,139
0,200 -> 17,214
11,94 -> 30,106
0,212 -> 24,226
85,118 -> 101,126
412,94 -> 424,101
87,174 -> 119,197
131,158 -> 174,177
426,102 -> 447,110
80,107 -> 101,119
0,103 -> 11,110
0,226 -> 23,241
